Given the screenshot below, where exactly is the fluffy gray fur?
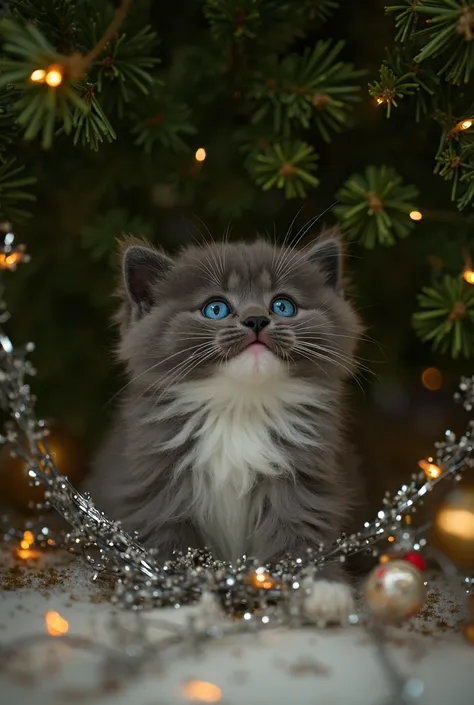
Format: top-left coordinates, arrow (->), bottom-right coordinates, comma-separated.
87,231 -> 362,574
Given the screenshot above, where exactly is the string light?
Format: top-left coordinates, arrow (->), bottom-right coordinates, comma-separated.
182,681 -> 222,703
418,457 -> 443,479
30,69 -> 46,83
421,367 -> 442,391
16,529 -> 41,559
449,117 -> 474,136
194,147 -> 207,162
45,611 -> 69,637
375,97 -> 384,105
0,252 -> 23,270
409,210 -> 423,221
20,530 -> 34,550
247,566 -> 277,589
45,66 -> 63,87
463,269 -> 474,284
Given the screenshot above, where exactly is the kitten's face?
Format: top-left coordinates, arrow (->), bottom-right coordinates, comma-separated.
118,236 -> 362,389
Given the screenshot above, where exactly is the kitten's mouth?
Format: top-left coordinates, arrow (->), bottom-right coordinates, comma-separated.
244,341 -> 268,351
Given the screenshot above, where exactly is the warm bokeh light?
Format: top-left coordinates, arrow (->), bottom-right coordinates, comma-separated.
182,680 -> 222,703
45,611 -> 69,637
20,530 -> 34,550
379,554 -> 390,564
418,458 -> 443,479
247,568 -> 277,590
421,366 -> 442,391
463,269 -> 474,284
16,548 -> 41,560
375,97 -> 384,105
409,210 -> 423,221
30,69 -> 46,83
436,508 -> 474,541
388,535 -> 395,543
461,119 -> 472,130
45,67 -> 63,87
0,252 -> 23,269
194,147 -> 207,162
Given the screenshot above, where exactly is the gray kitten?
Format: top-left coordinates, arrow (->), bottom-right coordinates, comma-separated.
88,230 -> 362,618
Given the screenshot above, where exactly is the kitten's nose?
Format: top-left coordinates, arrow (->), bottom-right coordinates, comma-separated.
242,315 -> 270,335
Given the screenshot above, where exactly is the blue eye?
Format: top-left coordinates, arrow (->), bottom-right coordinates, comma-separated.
202,300 -> 231,320
271,297 -> 296,317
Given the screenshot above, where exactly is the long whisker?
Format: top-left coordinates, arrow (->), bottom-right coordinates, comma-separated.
105,341 -> 214,408
292,343 -> 371,392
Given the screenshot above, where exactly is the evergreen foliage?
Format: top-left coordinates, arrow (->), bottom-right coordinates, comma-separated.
1,0 -> 474,442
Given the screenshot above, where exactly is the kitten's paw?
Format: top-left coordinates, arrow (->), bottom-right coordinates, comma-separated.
303,579 -> 354,626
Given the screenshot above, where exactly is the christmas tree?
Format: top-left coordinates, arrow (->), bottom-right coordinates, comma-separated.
0,0 -> 473,472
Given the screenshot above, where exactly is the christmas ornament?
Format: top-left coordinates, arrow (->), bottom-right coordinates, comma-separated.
363,560 -> 426,624
403,551 -> 427,572
0,426 -> 86,513
433,486 -> 474,570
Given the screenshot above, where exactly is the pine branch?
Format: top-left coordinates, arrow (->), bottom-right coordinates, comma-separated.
413,273 -> 474,357
0,1 -> 145,147
249,40 -> 365,142
333,165 -> 420,248
82,207 -> 153,264
204,1 -> 340,49
81,13 -> 160,119
0,156 -> 36,221
388,0 -> 474,84
382,45 -> 440,120
435,133 -> 474,209
247,140 -> 319,198
132,96 -> 196,154
368,64 -> 418,117
72,84 -> 116,151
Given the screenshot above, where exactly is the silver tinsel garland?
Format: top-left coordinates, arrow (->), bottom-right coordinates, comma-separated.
1,222 -> 474,704
0,222 -> 473,613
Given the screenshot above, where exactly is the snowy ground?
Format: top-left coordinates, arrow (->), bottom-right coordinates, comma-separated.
0,548 -> 473,705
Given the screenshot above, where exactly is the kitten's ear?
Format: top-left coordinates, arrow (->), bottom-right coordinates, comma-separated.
306,228 -> 343,291
123,244 -> 173,315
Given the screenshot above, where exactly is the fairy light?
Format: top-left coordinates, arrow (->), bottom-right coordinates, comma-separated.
463,269 -> 474,284
409,210 -> 423,221
182,681 -> 222,703
0,252 -> 23,269
461,120 -> 472,130
375,97 -> 384,105
436,508 -> 474,541
30,69 -> 46,83
20,530 -> 34,550
16,530 -> 41,559
247,566 -> 277,589
421,367 -> 442,391
45,611 -> 69,637
30,66 -> 64,87
418,457 -> 443,479
194,147 -> 207,162
45,66 -> 63,87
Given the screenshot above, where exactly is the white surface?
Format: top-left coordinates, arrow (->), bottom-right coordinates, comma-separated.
1,549 -> 473,705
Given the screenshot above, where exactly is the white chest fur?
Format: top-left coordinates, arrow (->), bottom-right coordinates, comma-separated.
155,358 -> 330,561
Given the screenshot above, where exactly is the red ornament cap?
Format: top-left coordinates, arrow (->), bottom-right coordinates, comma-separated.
403,551 -> 426,572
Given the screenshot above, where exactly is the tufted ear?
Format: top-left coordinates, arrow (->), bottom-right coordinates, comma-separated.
306,228 -> 343,291
123,244 -> 173,315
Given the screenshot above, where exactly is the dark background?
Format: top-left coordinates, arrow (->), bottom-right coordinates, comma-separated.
2,0 -> 474,518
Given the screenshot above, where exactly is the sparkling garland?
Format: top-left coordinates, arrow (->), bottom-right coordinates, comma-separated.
0,222 -> 473,613
1,222 -> 474,704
